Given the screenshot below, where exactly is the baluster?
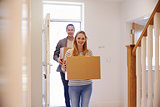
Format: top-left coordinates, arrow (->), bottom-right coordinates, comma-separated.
154,12 -> 160,107
147,25 -> 153,107
141,37 -> 147,107
136,47 -> 142,107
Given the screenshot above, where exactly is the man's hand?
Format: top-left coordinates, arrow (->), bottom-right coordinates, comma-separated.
62,60 -> 66,72
57,58 -> 63,65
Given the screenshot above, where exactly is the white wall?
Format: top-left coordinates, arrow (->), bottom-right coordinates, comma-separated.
120,0 -> 158,107
121,0 -> 158,22
31,0 -> 43,107
84,1 -> 122,107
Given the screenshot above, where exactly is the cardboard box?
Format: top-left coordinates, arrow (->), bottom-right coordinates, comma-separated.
60,47 -> 71,60
65,56 -> 101,80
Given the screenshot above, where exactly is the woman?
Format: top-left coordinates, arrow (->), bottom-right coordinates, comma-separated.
63,31 -> 93,107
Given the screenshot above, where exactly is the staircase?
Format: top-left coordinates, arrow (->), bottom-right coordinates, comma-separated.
126,0 -> 160,107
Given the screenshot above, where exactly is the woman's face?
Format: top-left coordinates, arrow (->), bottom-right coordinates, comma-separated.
76,33 -> 86,47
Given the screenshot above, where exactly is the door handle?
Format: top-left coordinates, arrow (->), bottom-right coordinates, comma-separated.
43,74 -> 46,79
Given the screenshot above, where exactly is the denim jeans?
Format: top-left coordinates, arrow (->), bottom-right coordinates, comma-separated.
69,84 -> 92,107
60,72 -> 71,107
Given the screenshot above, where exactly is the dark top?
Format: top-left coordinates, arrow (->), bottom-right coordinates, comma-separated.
53,37 -> 67,72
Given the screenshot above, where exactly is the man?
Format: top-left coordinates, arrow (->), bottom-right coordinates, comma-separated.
53,24 -> 75,107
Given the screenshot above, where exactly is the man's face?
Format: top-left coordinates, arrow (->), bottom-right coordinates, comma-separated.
66,26 -> 75,37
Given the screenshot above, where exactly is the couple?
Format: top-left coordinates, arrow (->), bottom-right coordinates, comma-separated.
53,24 -> 93,107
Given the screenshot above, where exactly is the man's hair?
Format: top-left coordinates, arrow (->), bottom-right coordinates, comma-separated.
66,24 -> 75,31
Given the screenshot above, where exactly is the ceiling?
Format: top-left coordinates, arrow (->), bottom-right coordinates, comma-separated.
98,0 -> 149,25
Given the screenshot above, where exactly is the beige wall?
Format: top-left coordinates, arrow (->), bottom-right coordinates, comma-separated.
31,0 -> 43,107
0,1 -> 23,106
0,0 -> 30,107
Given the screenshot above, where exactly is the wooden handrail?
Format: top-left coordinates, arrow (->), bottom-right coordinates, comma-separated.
132,22 -> 135,44
132,0 -> 160,55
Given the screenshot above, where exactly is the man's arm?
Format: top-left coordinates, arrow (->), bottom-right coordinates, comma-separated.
53,40 -> 61,62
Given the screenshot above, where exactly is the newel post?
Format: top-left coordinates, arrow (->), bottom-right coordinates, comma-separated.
126,44 -> 136,107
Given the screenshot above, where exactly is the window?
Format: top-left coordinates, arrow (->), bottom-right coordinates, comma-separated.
43,2 -> 82,20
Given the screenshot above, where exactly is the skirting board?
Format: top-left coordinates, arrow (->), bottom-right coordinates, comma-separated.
89,101 -> 122,107
50,102 -> 122,107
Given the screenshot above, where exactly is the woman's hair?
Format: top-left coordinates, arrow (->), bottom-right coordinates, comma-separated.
72,31 -> 89,56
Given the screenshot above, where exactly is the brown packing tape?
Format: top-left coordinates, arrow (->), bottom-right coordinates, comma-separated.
63,47 -> 71,60
60,47 -> 71,61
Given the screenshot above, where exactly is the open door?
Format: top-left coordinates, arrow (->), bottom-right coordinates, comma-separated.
42,13 -> 50,107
